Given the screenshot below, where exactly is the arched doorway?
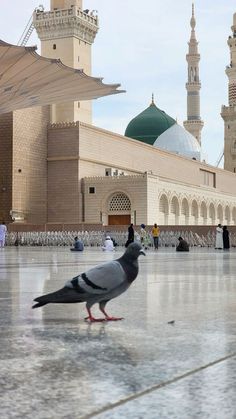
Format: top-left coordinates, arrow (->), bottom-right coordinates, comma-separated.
108,193 -> 131,225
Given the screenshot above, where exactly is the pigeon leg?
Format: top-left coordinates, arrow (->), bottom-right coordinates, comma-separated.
99,302 -> 123,321
84,306 -> 106,322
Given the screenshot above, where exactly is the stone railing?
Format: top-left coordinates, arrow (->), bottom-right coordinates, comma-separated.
34,7 -> 98,26
48,122 -> 80,129
83,174 -> 145,181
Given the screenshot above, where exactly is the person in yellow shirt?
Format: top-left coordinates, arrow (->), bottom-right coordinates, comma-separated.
152,223 -> 160,250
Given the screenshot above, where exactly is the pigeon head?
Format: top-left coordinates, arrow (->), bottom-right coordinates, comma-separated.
124,242 -> 146,259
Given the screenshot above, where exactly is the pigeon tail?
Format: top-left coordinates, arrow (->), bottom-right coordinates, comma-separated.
32,287 -> 83,309
32,301 -> 48,309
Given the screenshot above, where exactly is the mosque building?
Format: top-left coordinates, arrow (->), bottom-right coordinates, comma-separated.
0,0 -> 236,227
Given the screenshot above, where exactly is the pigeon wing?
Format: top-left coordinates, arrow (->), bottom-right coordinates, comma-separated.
67,261 -> 126,295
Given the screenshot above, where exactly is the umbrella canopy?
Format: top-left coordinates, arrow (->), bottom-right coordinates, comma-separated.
0,40 -> 125,114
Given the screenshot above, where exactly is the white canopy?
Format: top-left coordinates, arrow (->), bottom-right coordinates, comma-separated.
0,40 -> 124,114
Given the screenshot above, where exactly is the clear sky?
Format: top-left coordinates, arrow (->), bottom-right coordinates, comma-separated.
1,0 -> 236,166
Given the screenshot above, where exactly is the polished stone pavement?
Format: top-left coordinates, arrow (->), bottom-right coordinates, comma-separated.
0,246 -> 236,419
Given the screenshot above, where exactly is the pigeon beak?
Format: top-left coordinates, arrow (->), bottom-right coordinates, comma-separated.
139,249 -> 146,256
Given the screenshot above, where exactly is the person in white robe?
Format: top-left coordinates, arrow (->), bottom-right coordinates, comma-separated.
102,236 -> 114,251
0,222 -> 7,248
215,224 -> 223,249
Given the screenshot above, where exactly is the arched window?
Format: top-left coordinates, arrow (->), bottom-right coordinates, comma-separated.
232,207 -> 236,224
159,194 -> 169,225
209,203 -> 215,225
225,206 -> 230,223
108,193 -> 131,212
191,200 -> 199,224
181,198 -> 189,225
217,205 -> 223,223
200,202 -> 207,224
170,196 -> 180,225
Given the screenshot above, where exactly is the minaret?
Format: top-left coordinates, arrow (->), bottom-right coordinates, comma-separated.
221,12 -> 236,173
33,0 -> 99,124
183,4 -> 204,145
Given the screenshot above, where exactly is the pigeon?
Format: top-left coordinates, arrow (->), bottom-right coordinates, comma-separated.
32,242 -> 145,322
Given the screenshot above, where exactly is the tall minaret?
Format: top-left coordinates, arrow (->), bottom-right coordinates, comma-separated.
183,4 -> 204,145
221,12 -> 236,173
33,0 -> 99,124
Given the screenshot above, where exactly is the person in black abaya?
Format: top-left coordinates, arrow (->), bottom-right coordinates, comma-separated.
223,226 -> 230,250
125,223 -> 134,248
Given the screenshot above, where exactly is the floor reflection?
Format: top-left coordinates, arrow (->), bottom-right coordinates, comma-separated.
1,247 -> 236,418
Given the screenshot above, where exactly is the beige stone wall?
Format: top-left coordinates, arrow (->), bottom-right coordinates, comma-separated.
46,123 -> 236,226
83,175 -> 147,225
0,112 -> 13,222
47,125 -> 80,223
79,122 -> 236,195
146,176 -> 159,224
83,173 -> 236,226
12,106 -> 49,223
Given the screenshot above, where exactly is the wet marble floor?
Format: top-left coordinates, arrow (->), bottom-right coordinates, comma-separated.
0,246 -> 236,418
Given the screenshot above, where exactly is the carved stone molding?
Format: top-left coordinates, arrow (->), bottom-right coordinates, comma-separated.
34,8 -> 99,44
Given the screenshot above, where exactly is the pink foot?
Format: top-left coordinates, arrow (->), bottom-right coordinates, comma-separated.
105,316 -> 124,321
84,316 -> 106,323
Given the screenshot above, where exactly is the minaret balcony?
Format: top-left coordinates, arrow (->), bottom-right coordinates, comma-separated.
221,105 -> 236,120
184,119 -> 204,126
34,6 -> 99,43
186,82 -> 201,90
34,7 -> 98,26
186,53 -> 200,60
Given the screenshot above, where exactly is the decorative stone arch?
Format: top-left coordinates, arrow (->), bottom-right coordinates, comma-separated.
200,201 -> 207,225
180,197 -> 189,225
191,199 -> 199,225
105,191 -> 132,225
232,207 -> 236,225
209,203 -> 216,225
159,194 -> 169,225
170,196 -> 180,225
225,205 -> 231,225
217,204 -> 223,224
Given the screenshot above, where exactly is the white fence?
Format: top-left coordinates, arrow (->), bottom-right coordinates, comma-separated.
5,230 -> 236,248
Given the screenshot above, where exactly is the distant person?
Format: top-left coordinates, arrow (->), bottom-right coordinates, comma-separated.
223,226 -> 230,250
215,224 -> 223,250
176,237 -> 189,252
152,223 -> 160,250
0,221 -> 7,248
70,236 -> 84,252
140,224 -> 150,250
125,223 -> 134,248
102,236 -> 114,251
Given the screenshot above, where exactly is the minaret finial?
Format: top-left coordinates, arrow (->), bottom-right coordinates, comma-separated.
191,3 -> 196,31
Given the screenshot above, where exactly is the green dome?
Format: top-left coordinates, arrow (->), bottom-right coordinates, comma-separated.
125,101 -> 176,145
